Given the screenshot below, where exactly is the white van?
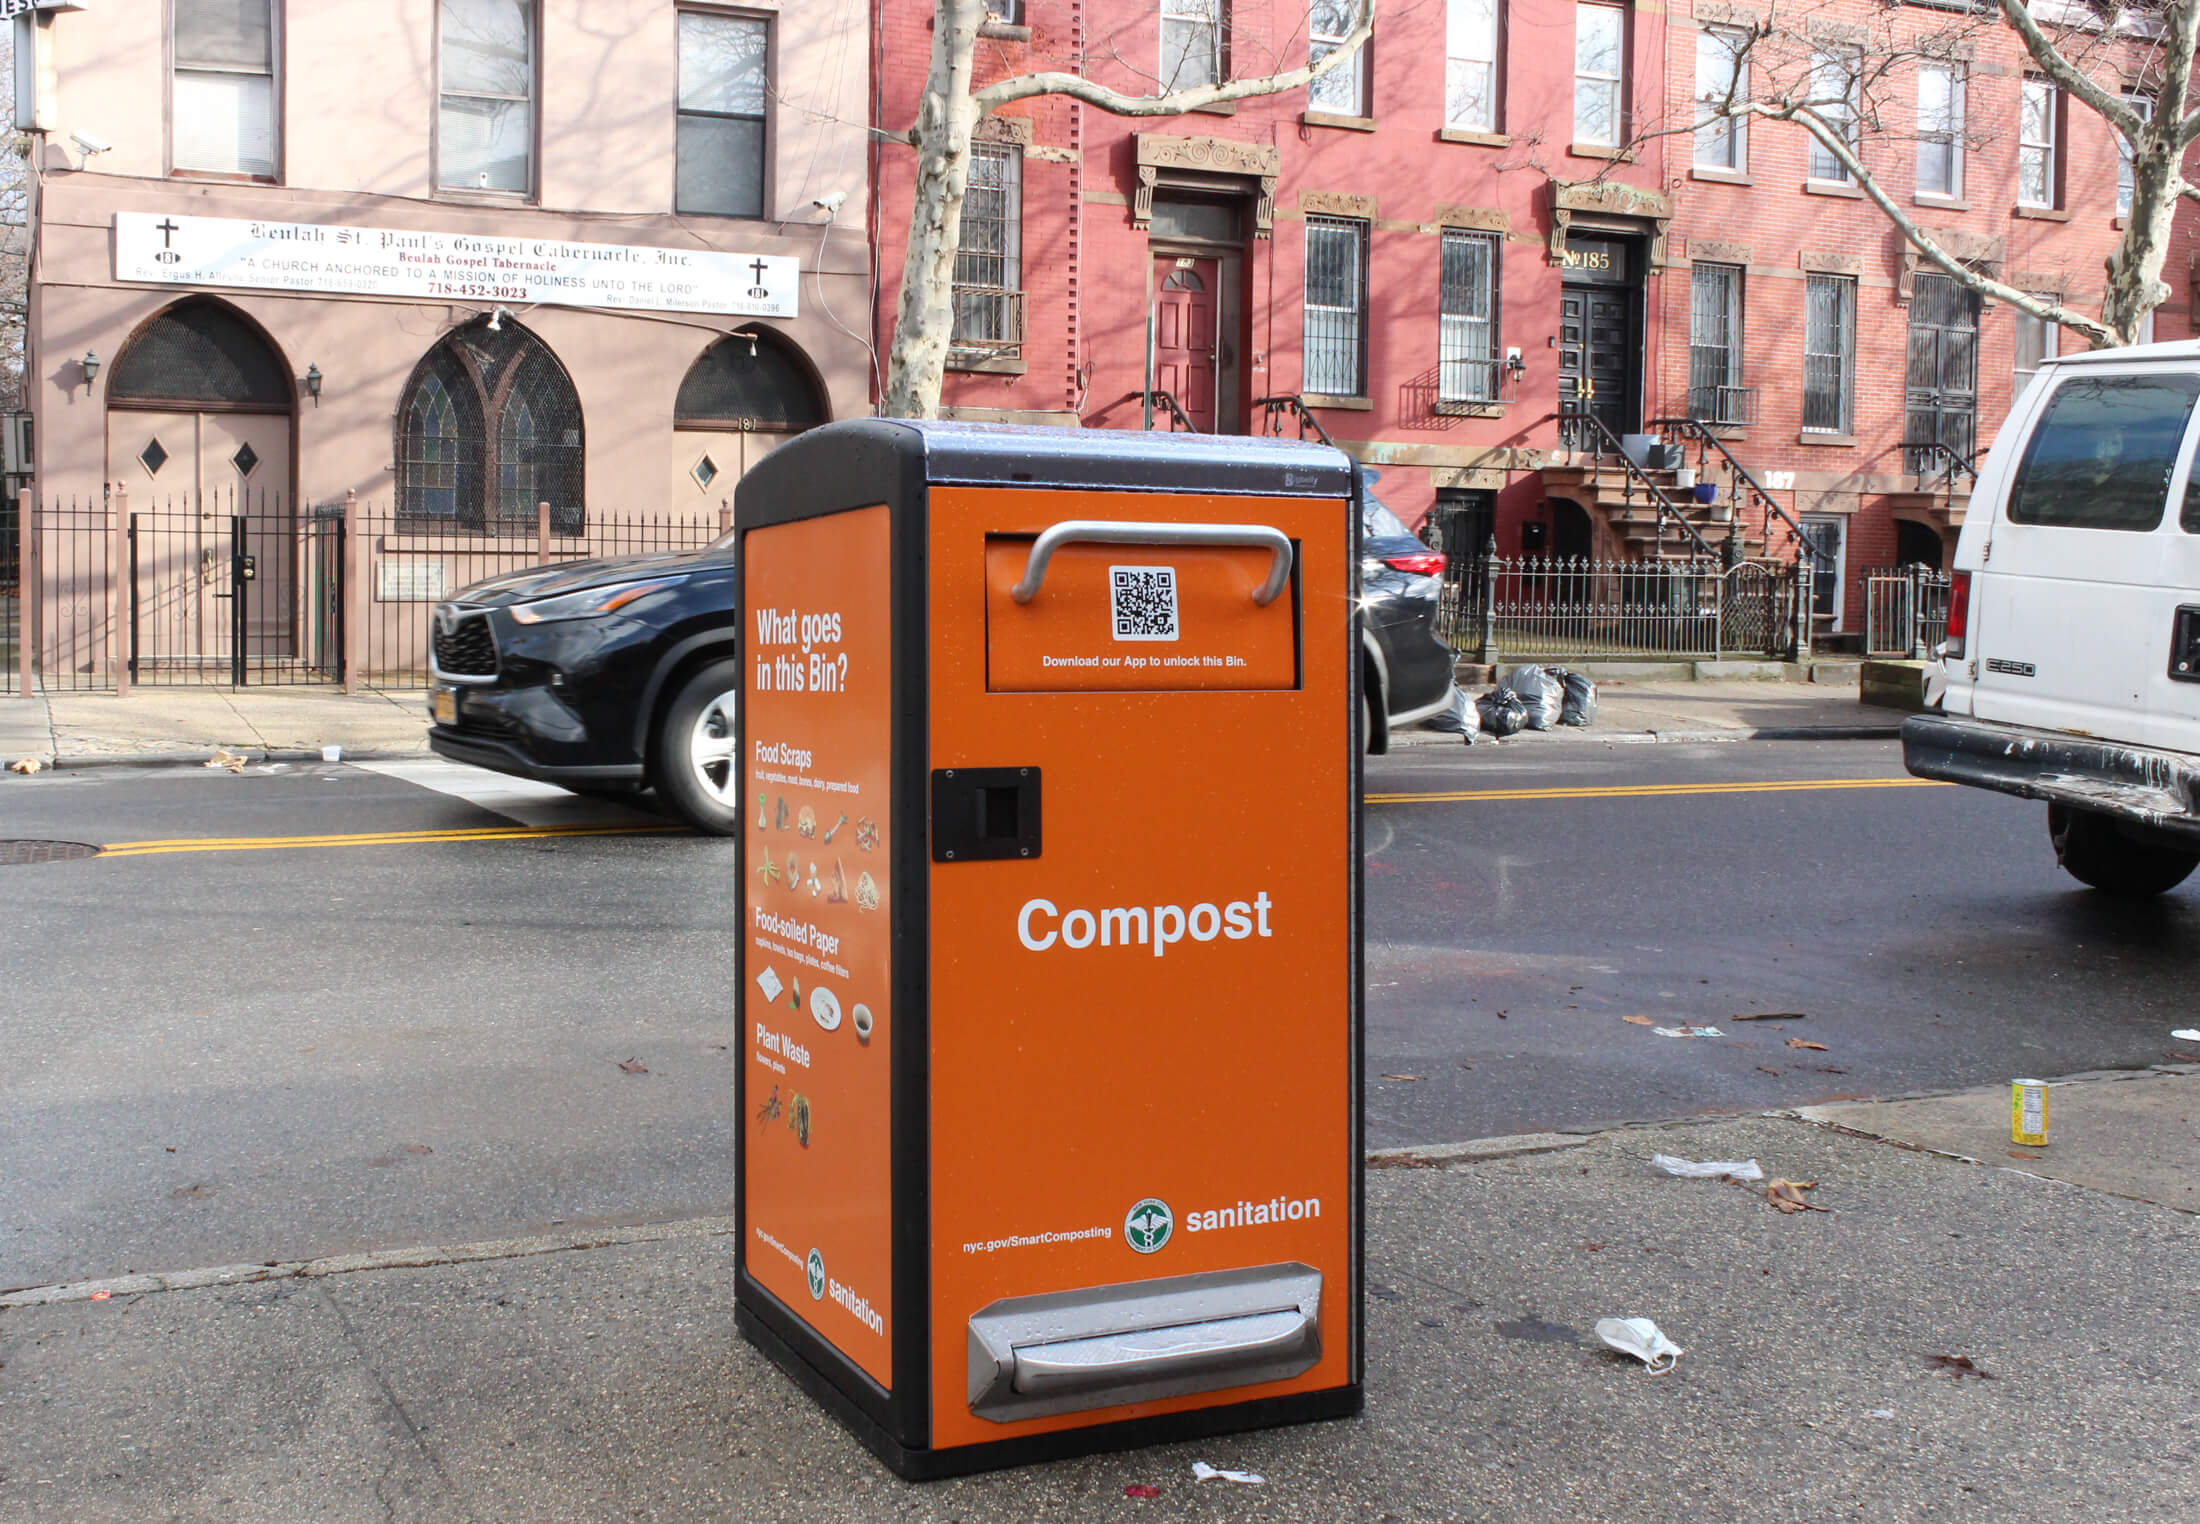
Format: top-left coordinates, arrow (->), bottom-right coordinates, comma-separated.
1904,339 -> 2200,898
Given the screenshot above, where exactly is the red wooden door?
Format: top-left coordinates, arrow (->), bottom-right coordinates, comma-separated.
1151,256 -> 1219,431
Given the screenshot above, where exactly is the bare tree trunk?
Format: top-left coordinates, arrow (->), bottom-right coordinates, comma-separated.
880,0 -> 988,419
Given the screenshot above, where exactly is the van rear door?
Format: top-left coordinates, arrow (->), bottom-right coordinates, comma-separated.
1969,366 -> 2200,747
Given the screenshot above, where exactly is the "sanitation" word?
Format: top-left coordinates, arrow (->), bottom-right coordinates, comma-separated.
1016,893 -> 1274,956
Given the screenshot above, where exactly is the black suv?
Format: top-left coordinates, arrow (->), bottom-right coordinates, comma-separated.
1358,467 -> 1460,751
426,542 -> 744,833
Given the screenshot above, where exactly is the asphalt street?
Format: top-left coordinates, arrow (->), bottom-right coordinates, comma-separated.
3,738 -> 2193,1293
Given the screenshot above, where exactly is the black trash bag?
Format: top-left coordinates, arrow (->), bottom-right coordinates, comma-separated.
1421,686 -> 1481,743
1476,689 -> 1528,738
1559,670 -> 1599,727
1504,664 -> 1563,731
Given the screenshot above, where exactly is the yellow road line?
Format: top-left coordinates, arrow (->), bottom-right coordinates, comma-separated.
98,822 -> 688,857
1367,777 -> 1952,805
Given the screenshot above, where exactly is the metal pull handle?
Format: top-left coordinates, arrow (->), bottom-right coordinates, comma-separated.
1010,520 -> 1294,607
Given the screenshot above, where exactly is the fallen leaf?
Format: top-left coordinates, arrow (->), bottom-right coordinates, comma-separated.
1786,1038 -> 1830,1051
1622,1015 -> 1657,1027
1927,1353 -> 1995,1379
1380,1073 -> 1424,1082
1756,1065 -> 1783,1076
617,1057 -> 649,1074
7,757 -> 41,775
1581,1242 -> 1605,1252
2007,1150 -> 2039,1160
401,1144 -> 433,1156
1124,1485 -> 1162,1499
1764,1178 -> 1827,1214
1817,1066 -> 1849,1074
1733,1012 -> 1807,1021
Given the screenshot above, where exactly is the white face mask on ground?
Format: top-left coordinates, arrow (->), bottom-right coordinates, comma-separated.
1594,1317 -> 1683,1374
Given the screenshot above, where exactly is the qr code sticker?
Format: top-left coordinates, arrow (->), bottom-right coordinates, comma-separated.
1109,565 -> 1179,642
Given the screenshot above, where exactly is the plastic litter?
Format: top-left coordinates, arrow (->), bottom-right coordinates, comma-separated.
1653,1025 -> 1724,1039
1124,1484 -> 1163,1498
1475,689 -> 1528,738
1593,1317 -> 1683,1374
322,744 -> 343,762
2172,1029 -> 2200,1042
1191,1462 -> 1265,1485
1559,669 -> 1598,727
1868,1409 -> 1896,1420
1504,664 -> 1563,730
1651,1154 -> 1764,1182
1421,686 -> 1480,743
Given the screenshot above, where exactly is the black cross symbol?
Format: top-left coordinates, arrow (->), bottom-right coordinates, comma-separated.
750,258 -> 769,285
155,219 -> 180,248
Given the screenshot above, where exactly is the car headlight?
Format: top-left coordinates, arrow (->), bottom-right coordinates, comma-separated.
507,578 -> 679,625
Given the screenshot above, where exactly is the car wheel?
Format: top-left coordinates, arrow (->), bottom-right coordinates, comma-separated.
654,658 -> 743,835
2048,804 -> 2199,898
1363,661 -> 1385,755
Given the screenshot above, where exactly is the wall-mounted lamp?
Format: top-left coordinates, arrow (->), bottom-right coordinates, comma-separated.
79,350 -> 99,393
737,329 -> 759,357
486,305 -> 510,332
1504,347 -> 1525,386
302,363 -> 323,405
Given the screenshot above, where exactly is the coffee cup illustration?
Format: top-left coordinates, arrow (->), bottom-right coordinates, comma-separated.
852,1003 -> 874,1044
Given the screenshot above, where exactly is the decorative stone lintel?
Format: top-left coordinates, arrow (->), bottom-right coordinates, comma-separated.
1690,238 -> 1751,265
1799,249 -> 1862,275
2008,268 -> 2071,299
974,115 -> 1033,145
1897,228 -> 2006,301
1546,178 -> 1675,269
1693,0 -> 1760,25
1133,133 -> 1283,239
1806,18 -> 1868,44
1298,189 -> 1378,219
1433,203 -> 1510,234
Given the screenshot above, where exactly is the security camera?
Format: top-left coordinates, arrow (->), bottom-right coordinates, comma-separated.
70,131 -> 110,156
813,192 -> 847,212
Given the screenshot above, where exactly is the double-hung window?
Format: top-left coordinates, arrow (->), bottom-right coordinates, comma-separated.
1689,263 -> 1745,424
1807,48 -> 1860,183
173,0 -> 278,178
676,12 -> 769,218
1438,229 -> 1499,403
1303,216 -> 1367,398
1693,27 -> 1746,171
1445,0 -> 1498,133
1573,4 -> 1624,147
1916,63 -> 1964,199
2019,79 -> 2057,208
439,0 -> 534,193
1802,273 -> 1855,434
1308,0 -> 1366,115
1161,0 -> 1222,91
2119,91 -> 2153,217
952,144 -> 1024,359
2013,304 -> 2057,398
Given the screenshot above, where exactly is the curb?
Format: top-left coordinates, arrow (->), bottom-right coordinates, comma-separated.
1390,723 -> 1903,748
41,746 -> 438,771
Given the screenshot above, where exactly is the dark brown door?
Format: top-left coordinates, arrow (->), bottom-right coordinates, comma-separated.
1558,285 -> 1636,447
1152,256 -> 1219,431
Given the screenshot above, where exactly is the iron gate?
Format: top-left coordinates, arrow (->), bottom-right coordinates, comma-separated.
127,494 -> 343,687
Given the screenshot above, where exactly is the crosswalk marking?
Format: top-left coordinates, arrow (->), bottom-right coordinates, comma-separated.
353,758 -> 659,829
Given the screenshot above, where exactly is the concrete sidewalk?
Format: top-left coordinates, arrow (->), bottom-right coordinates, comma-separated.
0,686 -> 432,769
5,1067 -> 2196,1522
1397,676 -> 1913,748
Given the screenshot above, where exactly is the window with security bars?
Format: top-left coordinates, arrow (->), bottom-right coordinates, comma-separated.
1161,0 -> 1222,90
439,0 -> 534,193
173,0 -> 278,178
1802,274 -> 1855,434
1688,263 -> 1746,424
398,321 -> 584,533
1309,0 -> 1366,115
2119,91 -> 2152,216
1303,216 -> 1367,398
1573,4 -> 1623,146
1445,0 -> 1497,132
2019,79 -> 2057,207
1807,49 -> 1860,183
1694,27 -> 1745,171
952,145 -> 1023,359
1916,64 -> 1964,199
1438,230 -> 1499,403
677,12 -> 768,217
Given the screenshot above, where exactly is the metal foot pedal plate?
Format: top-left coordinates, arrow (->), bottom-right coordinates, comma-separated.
966,1262 -> 1322,1423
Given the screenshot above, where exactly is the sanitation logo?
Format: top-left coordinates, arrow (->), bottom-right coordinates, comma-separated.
806,1247 -> 827,1300
1125,1198 -> 1174,1254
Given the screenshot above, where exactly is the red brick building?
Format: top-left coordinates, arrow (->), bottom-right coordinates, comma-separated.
871,0 -> 2145,642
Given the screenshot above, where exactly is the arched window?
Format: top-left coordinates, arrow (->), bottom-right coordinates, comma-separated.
397,321 -> 583,533
108,298 -> 289,409
675,330 -> 828,433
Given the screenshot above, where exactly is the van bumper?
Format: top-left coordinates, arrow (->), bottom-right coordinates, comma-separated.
1903,714 -> 2200,847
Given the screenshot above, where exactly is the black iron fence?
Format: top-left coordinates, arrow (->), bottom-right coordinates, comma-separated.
1863,564 -> 1952,659
1438,553 -> 1802,662
11,489 -> 725,694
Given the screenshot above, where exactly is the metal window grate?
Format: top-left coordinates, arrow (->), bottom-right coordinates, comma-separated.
1802,274 -> 1855,434
1438,230 -> 1499,402
674,331 -> 829,429
1688,263 -> 1746,423
1303,216 -> 1367,397
953,145 -> 1024,356
108,299 -> 290,406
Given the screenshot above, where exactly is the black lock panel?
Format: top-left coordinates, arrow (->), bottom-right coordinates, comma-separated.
2172,606 -> 2200,683
931,767 -> 1041,862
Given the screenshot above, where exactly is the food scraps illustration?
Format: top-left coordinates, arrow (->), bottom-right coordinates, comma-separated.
755,855 -> 780,888
775,796 -> 790,830
754,1084 -> 782,1125
789,1094 -> 812,1147
796,805 -> 817,839
854,871 -> 880,913
827,859 -> 849,904
823,812 -> 848,844
853,817 -> 879,852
